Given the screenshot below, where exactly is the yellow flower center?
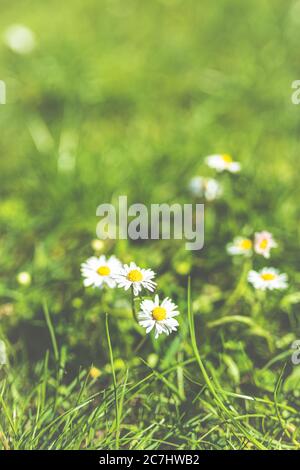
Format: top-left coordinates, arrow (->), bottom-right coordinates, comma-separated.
259,239 -> 268,250
240,239 -> 252,250
152,306 -> 167,321
127,269 -> 143,282
261,273 -> 276,281
222,154 -> 233,163
97,265 -> 110,276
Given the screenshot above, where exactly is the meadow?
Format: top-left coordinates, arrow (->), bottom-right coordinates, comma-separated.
0,0 -> 300,450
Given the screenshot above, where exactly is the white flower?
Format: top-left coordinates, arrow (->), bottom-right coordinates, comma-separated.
227,237 -> 253,257
3,24 -> 36,54
81,255 -> 121,288
189,176 -> 222,201
248,268 -> 288,291
205,154 -> 241,173
137,295 -> 179,339
114,262 -> 156,296
254,231 -> 277,258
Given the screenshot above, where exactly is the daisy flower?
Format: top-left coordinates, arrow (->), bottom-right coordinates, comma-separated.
114,262 -> 156,296
254,231 -> 277,258
188,176 -> 223,201
248,268 -> 288,291
227,237 -> 253,257
3,24 -> 36,54
137,295 -> 179,339
205,154 -> 241,173
81,255 -> 121,288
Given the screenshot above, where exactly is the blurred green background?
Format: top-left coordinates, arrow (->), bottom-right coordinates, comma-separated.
1,0 -> 300,331
0,0 -> 300,450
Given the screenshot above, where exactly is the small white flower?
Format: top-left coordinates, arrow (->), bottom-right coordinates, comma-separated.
17,271 -> 32,286
138,294 -> 179,339
81,255 -> 121,288
227,237 -> 253,257
3,24 -> 36,55
254,231 -> 277,258
248,268 -> 288,291
114,262 -> 156,296
189,176 -> 222,201
205,154 -> 241,173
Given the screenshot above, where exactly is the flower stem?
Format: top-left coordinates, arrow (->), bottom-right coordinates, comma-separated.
131,286 -> 138,323
223,258 -> 251,315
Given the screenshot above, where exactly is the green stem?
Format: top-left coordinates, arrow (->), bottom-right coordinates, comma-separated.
133,335 -> 147,354
131,287 -> 138,324
223,258 -> 251,315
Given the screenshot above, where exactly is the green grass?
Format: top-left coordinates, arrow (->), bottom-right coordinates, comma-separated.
0,0 -> 300,450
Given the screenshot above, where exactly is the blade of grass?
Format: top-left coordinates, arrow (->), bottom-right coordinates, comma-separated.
105,313 -> 120,450
43,302 -> 59,362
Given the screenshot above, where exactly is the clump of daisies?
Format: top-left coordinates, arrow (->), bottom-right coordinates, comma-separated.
188,176 -> 222,201
205,153 -> 241,173
81,250 -> 180,340
226,230 -> 288,291
227,231 -> 277,259
188,152 -> 240,202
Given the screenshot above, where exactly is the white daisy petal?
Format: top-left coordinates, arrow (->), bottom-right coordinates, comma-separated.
146,323 -> 155,334
229,162 -> 241,173
83,278 -> 95,287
